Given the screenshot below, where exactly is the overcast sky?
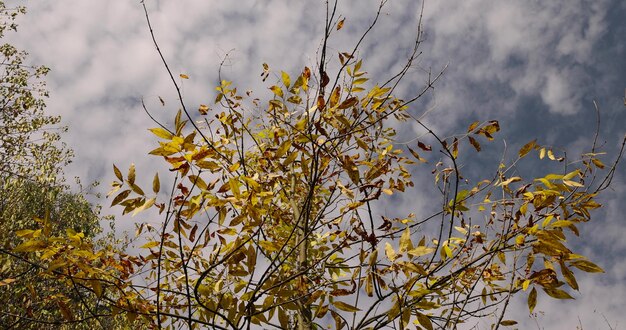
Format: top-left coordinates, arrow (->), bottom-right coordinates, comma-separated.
5,0 -> 626,328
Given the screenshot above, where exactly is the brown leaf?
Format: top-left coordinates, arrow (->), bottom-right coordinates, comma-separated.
468,136 -> 481,152
417,141 -> 432,151
321,71 -> 330,88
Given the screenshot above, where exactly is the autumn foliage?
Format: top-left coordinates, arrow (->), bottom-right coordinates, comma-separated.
4,1 -> 625,330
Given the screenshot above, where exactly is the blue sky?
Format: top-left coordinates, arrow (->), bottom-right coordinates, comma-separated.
5,0 -> 626,328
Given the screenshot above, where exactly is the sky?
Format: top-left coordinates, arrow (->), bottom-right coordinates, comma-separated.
5,0 -> 626,328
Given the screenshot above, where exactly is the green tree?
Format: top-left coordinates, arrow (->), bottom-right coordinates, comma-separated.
0,3 -> 133,328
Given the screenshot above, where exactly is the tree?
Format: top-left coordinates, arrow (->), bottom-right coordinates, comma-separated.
0,3 -> 132,329
11,1 -> 626,329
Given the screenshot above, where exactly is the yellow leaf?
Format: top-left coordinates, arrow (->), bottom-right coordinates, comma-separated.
539,148 -> 546,159
443,245 -> 452,259
132,197 -> 155,216
467,121 -> 479,133
528,287 -> 537,313
0,278 -> 16,287
330,86 -> 341,108
407,246 -> 435,258
91,280 -> 103,298
15,229 -> 34,237
365,273 -> 373,297
336,18 -> 345,30
385,242 -> 397,262
498,176 -> 522,187
229,178 -> 241,197
570,260 -> 604,273
113,164 -> 123,181
560,261 -> 579,290
259,240 -> 279,252
180,73 -> 189,79
519,139 -> 537,158
281,71 -> 291,88
228,162 -> 241,172
592,158 -> 605,169
128,163 -> 136,185
563,170 -> 581,181
353,77 -> 368,85
336,181 -> 355,199
148,127 -> 174,140
454,226 -> 467,235
197,284 -> 211,296
333,301 -> 360,312
275,140 -> 292,158
522,279 -> 530,291
543,287 -> 574,299
399,227 -> 413,253
547,149 -> 556,160
451,137 -> 459,158
416,312 -> 433,330
283,151 -> 298,167
342,156 -> 360,185
365,160 -> 387,181
13,240 -> 46,252
140,241 -> 160,249
270,85 -> 284,98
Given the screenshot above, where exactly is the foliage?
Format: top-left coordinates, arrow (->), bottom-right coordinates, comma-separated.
0,3 -> 136,328
0,180 -> 129,329
9,1 -> 625,330
0,2 -> 70,184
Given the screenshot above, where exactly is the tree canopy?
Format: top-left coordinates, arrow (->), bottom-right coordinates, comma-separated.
0,3 -> 126,328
